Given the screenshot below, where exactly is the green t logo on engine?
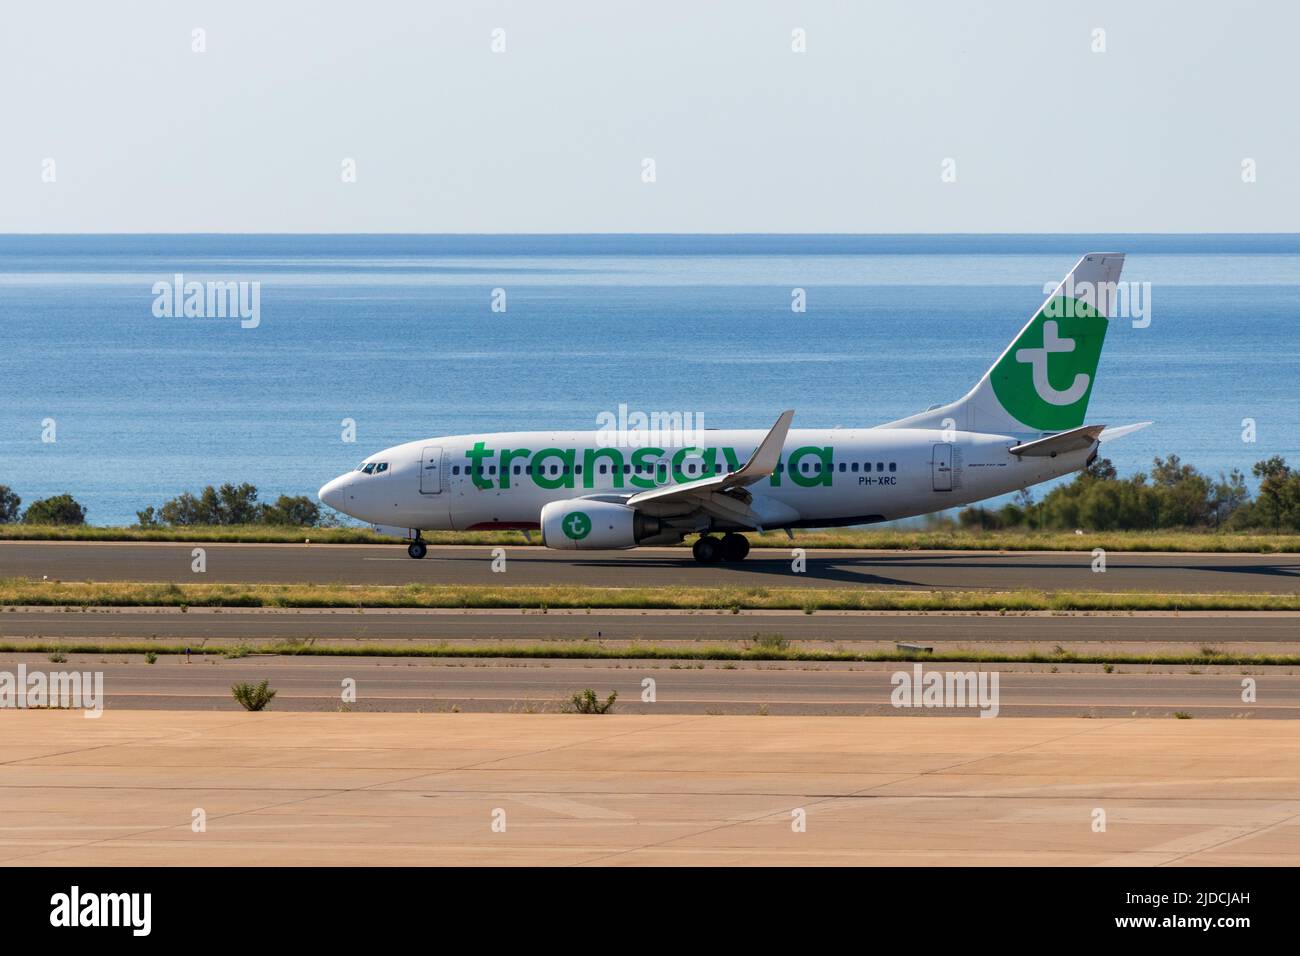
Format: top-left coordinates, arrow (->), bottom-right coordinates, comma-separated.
562,511 -> 592,540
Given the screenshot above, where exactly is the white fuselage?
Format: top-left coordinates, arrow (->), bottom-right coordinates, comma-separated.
318,427 -> 1092,536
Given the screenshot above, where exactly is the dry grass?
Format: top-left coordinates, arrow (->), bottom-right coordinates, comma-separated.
2,578 -> 1298,611
3,523 -> 1298,552
2,638 -> 1297,666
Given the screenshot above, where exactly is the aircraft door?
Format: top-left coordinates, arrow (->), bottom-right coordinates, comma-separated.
420,446 -> 444,494
932,443 -> 953,492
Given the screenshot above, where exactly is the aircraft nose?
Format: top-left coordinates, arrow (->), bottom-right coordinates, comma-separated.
318,475 -> 350,511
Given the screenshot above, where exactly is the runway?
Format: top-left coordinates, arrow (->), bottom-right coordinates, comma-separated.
3,711 -> 1297,865
2,605 -> 1297,646
3,541 -> 1300,592
2,652 -> 1294,717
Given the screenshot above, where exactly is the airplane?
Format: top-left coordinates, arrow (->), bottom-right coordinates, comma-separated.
319,252 -> 1150,563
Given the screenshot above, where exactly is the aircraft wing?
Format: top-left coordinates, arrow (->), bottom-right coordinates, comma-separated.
624,410 -> 795,526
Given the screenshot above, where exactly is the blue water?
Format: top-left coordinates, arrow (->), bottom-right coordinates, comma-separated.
1,234 -> 1297,525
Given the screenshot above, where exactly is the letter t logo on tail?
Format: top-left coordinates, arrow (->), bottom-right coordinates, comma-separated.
1014,320 -> 1090,406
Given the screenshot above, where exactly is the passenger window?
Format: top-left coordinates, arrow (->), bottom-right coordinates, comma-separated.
876,462 -> 884,472
623,464 -> 631,474
550,465 -> 559,476
889,462 -> 897,472
452,466 -> 460,475
514,465 -> 522,475
851,462 -> 859,473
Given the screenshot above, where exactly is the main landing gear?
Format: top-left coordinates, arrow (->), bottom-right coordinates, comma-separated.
407,535 -> 427,559
692,533 -> 750,564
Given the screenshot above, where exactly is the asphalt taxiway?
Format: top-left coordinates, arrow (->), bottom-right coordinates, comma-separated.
3,541 -> 1299,592
1,605 -> 1296,646
2,652 -> 1291,717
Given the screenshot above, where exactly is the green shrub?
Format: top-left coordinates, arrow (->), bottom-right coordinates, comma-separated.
231,680 -> 276,711
0,486 -> 20,524
750,633 -> 790,653
955,455 -> 1300,532
141,483 -> 321,528
566,688 -> 616,714
24,494 -> 86,526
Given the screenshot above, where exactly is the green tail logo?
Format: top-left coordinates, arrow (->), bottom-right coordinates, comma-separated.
989,297 -> 1108,431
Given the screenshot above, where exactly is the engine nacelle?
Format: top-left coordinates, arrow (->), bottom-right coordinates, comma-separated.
540,499 -> 662,550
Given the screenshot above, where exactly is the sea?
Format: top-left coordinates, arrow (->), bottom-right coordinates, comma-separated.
1,234 -> 1297,525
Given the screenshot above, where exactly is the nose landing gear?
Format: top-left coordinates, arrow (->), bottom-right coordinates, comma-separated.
407,537 -> 427,560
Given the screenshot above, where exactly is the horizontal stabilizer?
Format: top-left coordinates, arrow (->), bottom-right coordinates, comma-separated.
1098,421 -> 1153,444
1008,424 -> 1105,457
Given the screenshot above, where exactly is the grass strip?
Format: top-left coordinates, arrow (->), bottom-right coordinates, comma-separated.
4,524 -> 1300,553
3,579 -> 1300,611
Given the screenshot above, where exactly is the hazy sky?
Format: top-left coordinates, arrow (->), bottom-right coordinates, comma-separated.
2,0 -> 1296,232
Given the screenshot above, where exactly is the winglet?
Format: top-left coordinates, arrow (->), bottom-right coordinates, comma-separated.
732,409 -> 794,484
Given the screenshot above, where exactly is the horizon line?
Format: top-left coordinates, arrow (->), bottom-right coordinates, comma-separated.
3,231 -> 1300,238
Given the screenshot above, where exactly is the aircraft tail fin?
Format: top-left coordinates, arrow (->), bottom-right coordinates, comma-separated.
880,252 -> 1126,435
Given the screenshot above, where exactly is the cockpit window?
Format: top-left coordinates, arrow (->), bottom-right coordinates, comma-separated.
362,463 -> 377,474
374,462 -> 388,473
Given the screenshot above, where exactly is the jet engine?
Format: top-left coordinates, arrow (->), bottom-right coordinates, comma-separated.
540,499 -> 663,550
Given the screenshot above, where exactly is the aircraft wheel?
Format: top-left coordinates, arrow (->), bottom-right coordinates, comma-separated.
692,536 -> 721,563
719,533 -> 750,562
407,540 -> 428,560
